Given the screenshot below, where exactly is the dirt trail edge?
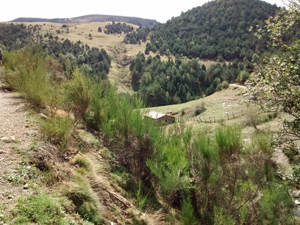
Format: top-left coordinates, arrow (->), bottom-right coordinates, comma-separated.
0,80 -> 39,216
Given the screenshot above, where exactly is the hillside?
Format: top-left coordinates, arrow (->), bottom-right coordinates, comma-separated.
1,0 -> 300,219
12,14 -> 158,28
148,0 -> 280,60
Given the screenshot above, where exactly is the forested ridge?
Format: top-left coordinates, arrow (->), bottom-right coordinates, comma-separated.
147,0 -> 280,61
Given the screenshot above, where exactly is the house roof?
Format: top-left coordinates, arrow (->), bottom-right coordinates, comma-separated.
144,111 -> 175,119
145,111 -> 166,119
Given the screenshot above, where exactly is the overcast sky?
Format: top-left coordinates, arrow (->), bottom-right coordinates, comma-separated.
0,0 -> 286,23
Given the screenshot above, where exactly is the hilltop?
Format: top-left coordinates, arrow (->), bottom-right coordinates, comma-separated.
148,0 -> 280,60
11,14 -> 158,28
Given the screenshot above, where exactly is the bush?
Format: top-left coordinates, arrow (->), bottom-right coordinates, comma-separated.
237,70 -> 249,84
259,184 -> 294,224
15,193 -> 66,224
41,116 -> 73,147
2,48 -> 59,107
63,69 -> 91,125
194,103 -> 206,116
74,156 -> 91,171
64,175 -> 102,224
213,207 -> 235,225
181,197 -> 197,225
215,125 -> 242,158
146,133 -> 191,205
136,180 -> 150,211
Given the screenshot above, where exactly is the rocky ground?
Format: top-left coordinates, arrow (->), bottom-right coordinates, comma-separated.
0,80 -> 40,222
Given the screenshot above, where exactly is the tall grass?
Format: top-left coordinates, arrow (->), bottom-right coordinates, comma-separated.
41,116 -> 73,148
2,47 -> 59,107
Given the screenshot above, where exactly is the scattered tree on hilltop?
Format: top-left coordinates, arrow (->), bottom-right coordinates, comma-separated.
104,22 -> 134,34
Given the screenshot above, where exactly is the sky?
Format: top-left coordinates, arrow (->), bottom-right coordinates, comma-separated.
0,0 -> 287,23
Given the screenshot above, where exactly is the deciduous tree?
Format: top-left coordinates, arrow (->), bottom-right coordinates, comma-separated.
246,0 -> 300,144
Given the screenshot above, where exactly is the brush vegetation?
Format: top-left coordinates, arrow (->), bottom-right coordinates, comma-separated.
0,44 -> 296,224
1,1 -> 300,223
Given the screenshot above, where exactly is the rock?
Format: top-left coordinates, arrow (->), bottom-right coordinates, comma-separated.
39,113 -> 48,120
1,137 -> 14,143
292,190 -> 300,198
295,200 -> 300,205
77,129 -> 99,146
23,183 -> 29,189
8,195 -> 13,199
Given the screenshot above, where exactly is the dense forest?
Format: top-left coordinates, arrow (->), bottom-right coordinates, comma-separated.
0,23 -> 33,50
130,53 -> 245,106
147,0 -> 280,60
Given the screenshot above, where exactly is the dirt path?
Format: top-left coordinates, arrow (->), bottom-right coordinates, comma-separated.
0,77 -> 39,215
230,83 -> 246,89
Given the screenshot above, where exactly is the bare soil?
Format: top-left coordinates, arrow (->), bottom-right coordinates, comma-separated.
0,79 -> 39,219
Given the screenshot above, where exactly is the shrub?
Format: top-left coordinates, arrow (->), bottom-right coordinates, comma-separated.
194,102 -> 206,116
147,134 -> 191,205
259,184 -> 294,224
181,197 -> 197,225
41,116 -> 73,147
74,156 -> 91,171
78,201 -> 100,223
2,47 -> 61,108
136,180 -> 150,211
216,80 -> 230,91
63,69 -> 91,125
14,193 -> 66,224
64,175 -> 102,224
237,70 -> 249,84
213,207 -> 235,225
181,109 -> 186,116
215,125 -> 242,158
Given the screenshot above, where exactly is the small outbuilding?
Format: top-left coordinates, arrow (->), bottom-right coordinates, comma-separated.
144,111 -> 176,124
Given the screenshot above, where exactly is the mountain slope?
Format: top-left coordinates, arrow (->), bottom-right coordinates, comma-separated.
11,14 -> 158,28
148,0 -> 280,60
